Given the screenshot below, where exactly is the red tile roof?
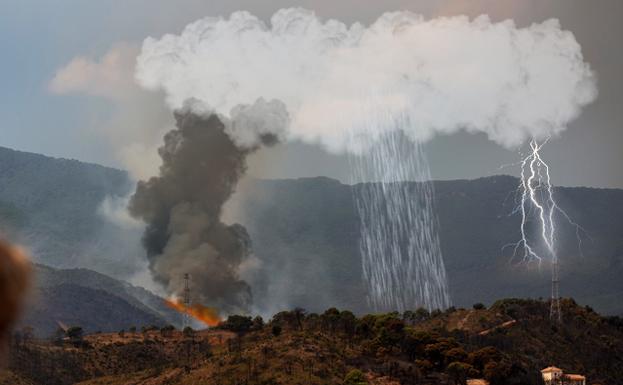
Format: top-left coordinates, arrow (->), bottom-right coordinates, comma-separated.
541,366 -> 563,373
567,374 -> 586,381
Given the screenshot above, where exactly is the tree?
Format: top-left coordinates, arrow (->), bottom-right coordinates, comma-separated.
483,360 -> 512,385
183,326 -> 195,338
221,315 -> 253,335
473,303 -> 486,310
444,347 -> 468,366
355,315 -> 375,338
160,324 -> 175,338
343,369 -> 368,385
53,327 -> 66,345
252,316 -> 264,330
66,326 -> 84,347
377,318 -> 405,349
403,310 -> 415,323
339,310 -> 357,338
322,308 -> 341,332
425,343 -> 445,368
293,307 -> 307,330
271,324 -> 282,337
66,326 -> 83,340
405,308 -> 432,324
446,361 -> 473,385
401,334 -> 420,360
305,313 -> 321,330
468,346 -> 501,372
415,359 -> 433,375
414,308 -> 431,322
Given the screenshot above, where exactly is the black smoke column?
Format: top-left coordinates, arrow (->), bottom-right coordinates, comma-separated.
129,99 -> 286,313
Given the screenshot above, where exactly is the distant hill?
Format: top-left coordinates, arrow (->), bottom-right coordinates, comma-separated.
0,146 -> 142,278
237,176 -> 623,315
20,264 -> 182,337
1,146 -> 622,316
24,283 -> 164,337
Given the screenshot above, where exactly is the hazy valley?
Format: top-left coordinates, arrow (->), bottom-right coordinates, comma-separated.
1,145 -> 622,331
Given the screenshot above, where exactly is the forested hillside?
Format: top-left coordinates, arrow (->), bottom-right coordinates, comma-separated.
4,299 -> 623,385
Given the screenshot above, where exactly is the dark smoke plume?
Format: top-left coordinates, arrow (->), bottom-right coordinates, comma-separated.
129,99 -> 287,313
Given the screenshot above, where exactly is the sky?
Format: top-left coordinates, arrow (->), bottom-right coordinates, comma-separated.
1,0 -> 621,188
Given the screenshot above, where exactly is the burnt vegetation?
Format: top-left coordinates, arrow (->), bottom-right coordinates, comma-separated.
3,297 -> 623,385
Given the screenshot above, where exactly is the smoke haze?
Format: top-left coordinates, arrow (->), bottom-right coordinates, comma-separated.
128,99 -> 287,312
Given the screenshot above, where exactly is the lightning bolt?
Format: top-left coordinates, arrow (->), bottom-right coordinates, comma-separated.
503,139 -> 589,265
500,138 -> 593,323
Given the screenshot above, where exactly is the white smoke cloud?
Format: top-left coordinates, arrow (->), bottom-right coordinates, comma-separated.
49,43 -> 171,181
136,8 -> 597,152
229,98 -> 289,148
180,97 -> 290,149
97,195 -> 144,230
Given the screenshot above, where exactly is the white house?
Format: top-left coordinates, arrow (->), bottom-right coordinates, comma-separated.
541,366 -> 586,385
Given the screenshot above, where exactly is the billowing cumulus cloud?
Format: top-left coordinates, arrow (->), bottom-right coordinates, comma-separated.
136,8 -> 597,152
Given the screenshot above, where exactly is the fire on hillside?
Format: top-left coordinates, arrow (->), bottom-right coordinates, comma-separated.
164,298 -> 221,327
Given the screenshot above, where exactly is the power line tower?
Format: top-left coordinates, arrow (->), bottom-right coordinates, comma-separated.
550,258 -> 562,323
182,273 -> 191,328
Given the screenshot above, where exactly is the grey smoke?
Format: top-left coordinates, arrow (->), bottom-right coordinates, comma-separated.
128,98 -> 287,313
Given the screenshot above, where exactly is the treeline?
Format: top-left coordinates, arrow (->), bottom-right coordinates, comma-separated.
216,305 -> 538,385
215,298 -> 623,385
7,297 -> 623,385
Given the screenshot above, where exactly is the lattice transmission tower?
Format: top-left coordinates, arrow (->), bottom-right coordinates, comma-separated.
183,273 -> 191,328
550,259 -> 562,323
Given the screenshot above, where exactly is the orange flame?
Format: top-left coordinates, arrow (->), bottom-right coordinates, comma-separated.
164,298 -> 221,327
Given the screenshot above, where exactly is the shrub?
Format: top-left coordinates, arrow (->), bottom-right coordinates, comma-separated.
415,359 -> 433,374
66,326 -> 83,340
252,316 -> 265,330
160,324 -> 175,337
343,369 -> 368,385
468,346 -> 501,371
483,360 -> 512,385
271,324 -> 282,337
446,361 -> 474,385
444,347 -> 468,365
221,315 -> 253,334
473,303 -> 486,310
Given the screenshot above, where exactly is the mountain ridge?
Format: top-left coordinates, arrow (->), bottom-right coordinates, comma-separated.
20,264 -> 181,337
1,145 -> 622,317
